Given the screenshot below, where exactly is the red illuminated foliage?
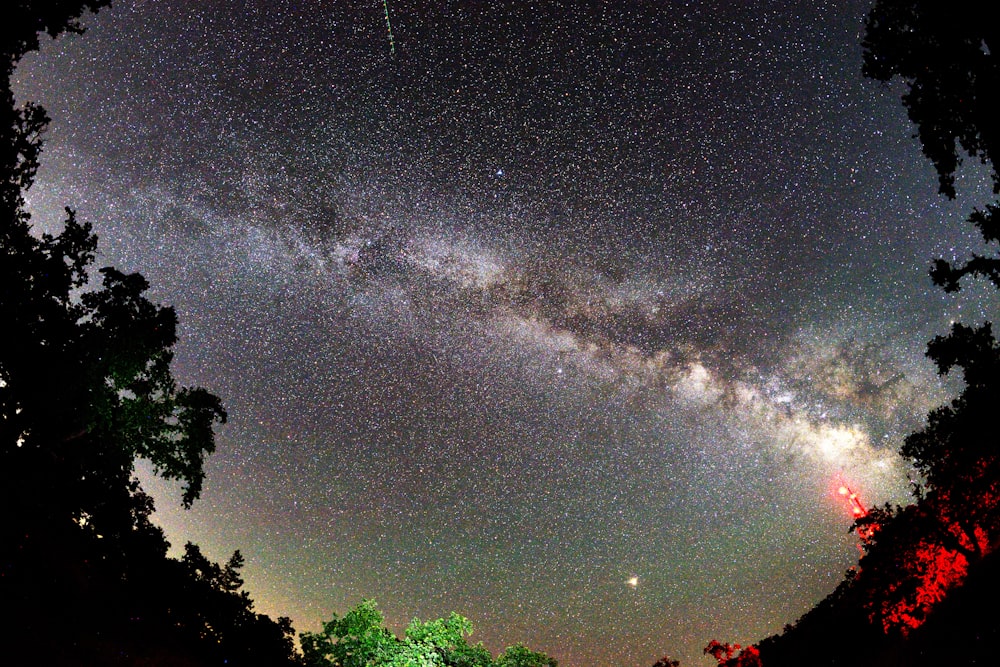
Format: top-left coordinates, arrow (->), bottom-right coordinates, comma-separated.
851,498 -> 991,635
840,322 -> 1000,638
902,323 -> 1000,557
877,540 -> 968,633
703,640 -> 762,667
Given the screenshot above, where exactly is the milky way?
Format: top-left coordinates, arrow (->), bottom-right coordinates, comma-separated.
12,1 -> 998,665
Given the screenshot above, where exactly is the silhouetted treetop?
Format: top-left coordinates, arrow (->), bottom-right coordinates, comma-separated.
650,657 -> 680,667
2,4 -> 303,665
732,6 -> 1000,664
899,322 -> 1000,551
930,203 -> 1000,292
3,1 -> 110,78
863,0 -> 1000,197
1,16 -> 225,509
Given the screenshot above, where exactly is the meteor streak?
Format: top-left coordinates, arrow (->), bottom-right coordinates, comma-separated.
382,0 -> 396,55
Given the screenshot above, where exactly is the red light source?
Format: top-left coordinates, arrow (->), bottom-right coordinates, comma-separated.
837,479 -> 875,542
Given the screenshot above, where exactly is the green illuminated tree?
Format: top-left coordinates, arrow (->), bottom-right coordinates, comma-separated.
494,644 -> 558,667
302,601 -> 556,667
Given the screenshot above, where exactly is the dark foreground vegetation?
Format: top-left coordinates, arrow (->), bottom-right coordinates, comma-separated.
4,2 -> 999,666
654,3 -> 1000,666
2,3 -> 300,665
1,4 -> 558,666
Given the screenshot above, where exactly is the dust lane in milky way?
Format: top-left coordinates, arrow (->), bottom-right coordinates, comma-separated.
13,1 -> 997,665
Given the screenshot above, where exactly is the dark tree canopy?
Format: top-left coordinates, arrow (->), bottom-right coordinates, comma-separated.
2,0 -> 111,78
633,6 -> 1000,664
2,0 -> 222,533
862,0 -> 1000,198
1,3 -> 301,665
650,657 -> 680,667
744,0 -> 1000,655
899,323 -> 1000,554
864,2 -> 1000,527
731,6 -> 1000,665
864,1 -> 1000,296
863,1 -> 1000,555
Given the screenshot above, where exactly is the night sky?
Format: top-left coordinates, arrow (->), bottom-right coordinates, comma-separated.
12,1 -> 999,665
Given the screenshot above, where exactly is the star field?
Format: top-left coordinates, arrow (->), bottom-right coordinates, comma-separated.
12,1 -> 999,665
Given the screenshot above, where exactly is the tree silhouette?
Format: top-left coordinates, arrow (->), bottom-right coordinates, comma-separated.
864,1 -> 1000,301
650,657 -> 680,667
2,1 -> 110,78
711,6 -> 1000,663
762,0 -> 1000,644
862,0 -> 999,198
703,641 -> 762,667
862,0 -> 1000,526
900,323 -> 1000,553
2,0 -> 224,530
1,4 -> 300,665
929,204 -> 1000,292
753,569 -> 891,667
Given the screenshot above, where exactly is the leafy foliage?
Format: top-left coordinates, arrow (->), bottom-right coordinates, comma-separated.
694,5 -> 1000,664
1,4 -> 300,665
856,0 -> 1000,632
862,0 -> 999,198
1,7 -> 225,514
650,657 -> 680,667
302,600 -> 556,667
703,641 -> 762,667
2,0 -> 111,79
493,644 -> 558,667
930,204 -> 1000,291
863,1 -> 1000,295
901,323 -> 1000,550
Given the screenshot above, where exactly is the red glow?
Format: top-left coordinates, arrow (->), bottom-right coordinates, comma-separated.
835,480 -> 867,517
836,479 -> 874,540
876,539 -> 969,634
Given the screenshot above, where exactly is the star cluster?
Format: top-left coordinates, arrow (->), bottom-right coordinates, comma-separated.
12,1 -> 998,665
